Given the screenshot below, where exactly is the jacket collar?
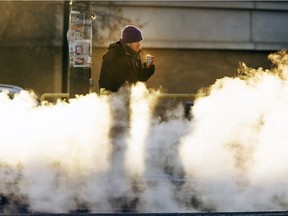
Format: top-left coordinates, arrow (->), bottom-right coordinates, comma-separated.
108,40 -> 141,56
120,40 -> 140,56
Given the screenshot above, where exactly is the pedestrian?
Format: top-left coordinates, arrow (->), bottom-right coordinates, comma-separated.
98,25 -> 155,93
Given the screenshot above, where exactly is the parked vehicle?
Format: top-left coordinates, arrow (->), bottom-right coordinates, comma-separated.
0,84 -> 24,98
0,84 -> 40,106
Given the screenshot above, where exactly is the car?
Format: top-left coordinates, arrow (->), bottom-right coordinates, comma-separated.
0,84 -> 24,98
0,84 -> 40,106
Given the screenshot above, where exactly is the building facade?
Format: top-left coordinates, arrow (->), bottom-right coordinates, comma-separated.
0,1 -> 287,96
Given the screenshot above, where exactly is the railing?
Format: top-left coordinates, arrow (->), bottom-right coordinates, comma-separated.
40,93 -> 196,103
40,93 -> 69,103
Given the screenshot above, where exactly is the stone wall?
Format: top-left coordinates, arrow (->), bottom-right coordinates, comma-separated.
0,1 -> 286,97
0,2 -> 63,96
92,2 -> 288,50
91,1 -> 285,93
92,48 -> 272,94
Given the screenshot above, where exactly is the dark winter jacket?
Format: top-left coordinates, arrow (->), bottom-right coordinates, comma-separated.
99,40 -> 155,92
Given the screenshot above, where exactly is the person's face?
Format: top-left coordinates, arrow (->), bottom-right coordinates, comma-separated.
127,41 -> 142,53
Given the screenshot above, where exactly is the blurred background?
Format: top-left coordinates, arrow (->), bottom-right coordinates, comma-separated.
0,1 -> 287,97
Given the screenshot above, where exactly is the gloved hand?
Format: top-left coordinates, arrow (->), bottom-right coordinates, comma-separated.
143,63 -> 155,75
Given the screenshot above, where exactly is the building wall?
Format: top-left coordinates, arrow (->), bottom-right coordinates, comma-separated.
92,1 -> 287,93
0,1 -> 286,97
93,1 -> 288,50
92,48 -> 272,94
0,2 -> 63,96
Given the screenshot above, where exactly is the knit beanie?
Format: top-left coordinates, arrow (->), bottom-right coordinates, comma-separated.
121,25 -> 143,44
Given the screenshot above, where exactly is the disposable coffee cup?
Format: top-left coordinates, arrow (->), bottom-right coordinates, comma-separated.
146,55 -> 154,68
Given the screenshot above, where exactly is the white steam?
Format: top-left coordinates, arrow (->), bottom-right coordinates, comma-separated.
179,50 -> 288,211
125,84 -> 159,177
0,51 -> 288,213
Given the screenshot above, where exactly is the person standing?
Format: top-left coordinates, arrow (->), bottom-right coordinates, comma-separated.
98,25 -> 155,92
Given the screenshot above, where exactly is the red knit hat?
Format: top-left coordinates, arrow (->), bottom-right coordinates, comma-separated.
121,25 -> 143,44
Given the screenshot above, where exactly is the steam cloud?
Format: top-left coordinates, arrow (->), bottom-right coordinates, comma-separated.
0,51 -> 288,213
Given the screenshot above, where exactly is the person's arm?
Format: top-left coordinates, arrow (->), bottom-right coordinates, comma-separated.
99,52 -> 113,90
99,49 -> 125,92
137,62 -> 155,82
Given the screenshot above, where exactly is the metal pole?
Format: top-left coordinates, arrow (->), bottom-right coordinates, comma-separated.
62,1 -> 70,93
67,0 -> 94,98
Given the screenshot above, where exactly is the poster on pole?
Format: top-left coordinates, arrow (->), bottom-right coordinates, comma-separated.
68,10 -> 92,68
69,40 -> 91,67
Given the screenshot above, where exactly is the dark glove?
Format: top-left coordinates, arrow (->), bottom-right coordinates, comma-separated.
143,63 -> 155,76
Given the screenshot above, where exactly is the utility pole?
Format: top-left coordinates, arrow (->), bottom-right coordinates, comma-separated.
62,1 -> 70,93
67,1 -> 95,98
